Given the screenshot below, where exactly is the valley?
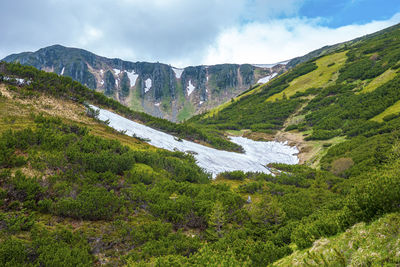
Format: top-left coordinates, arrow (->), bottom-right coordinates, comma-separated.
0,21 -> 399,267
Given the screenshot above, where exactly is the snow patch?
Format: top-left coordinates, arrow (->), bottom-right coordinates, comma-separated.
100,80 -> 104,85
100,69 -> 104,75
113,68 -> 121,76
199,101 -> 204,105
257,73 -> 278,84
3,76 -> 31,85
172,68 -> 184,79
60,67 -> 65,75
154,102 -> 161,107
187,80 -> 195,96
125,70 -> 139,87
115,79 -> 119,87
90,105 -> 299,178
144,78 -> 152,93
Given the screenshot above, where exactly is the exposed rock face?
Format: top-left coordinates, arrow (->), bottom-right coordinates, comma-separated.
3,45 -> 287,121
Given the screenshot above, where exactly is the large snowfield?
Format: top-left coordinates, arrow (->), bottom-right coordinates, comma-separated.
91,105 -> 299,177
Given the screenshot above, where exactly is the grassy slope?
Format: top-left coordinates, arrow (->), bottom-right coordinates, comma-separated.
0,84 -> 150,151
273,212 -> 400,266
0,73 -> 399,265
371,99 -> 400,122
359,68 -> 397,94
177,101 -> 195,122
1,23 -> 400,266
267,51 -> 347,102
202,83 -> 264,119
190,24 -> 400,168
0,82 -> 209,265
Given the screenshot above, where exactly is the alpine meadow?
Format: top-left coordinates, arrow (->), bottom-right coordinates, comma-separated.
0,1 -> 400,266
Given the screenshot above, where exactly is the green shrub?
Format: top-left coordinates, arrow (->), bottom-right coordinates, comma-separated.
53,187 -> 121,220
0,238 -> 31,267
218,170 -> 246,181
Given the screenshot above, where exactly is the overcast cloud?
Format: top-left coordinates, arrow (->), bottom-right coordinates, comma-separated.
1,0 -> 399,67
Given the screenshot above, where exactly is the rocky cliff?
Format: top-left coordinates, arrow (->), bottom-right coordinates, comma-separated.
3,45 -> 287,121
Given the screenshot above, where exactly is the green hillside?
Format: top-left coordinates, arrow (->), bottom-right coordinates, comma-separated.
0,23 -> 399,266
274,212 -> 400,266
189,23 -> 400,165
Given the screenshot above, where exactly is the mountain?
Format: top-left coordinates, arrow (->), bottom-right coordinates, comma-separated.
0,23 -> 399,266
189,22 -> 400,167
3,45 -> 286,121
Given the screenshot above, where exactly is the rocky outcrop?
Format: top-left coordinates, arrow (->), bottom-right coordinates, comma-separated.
3,45 -> 287,121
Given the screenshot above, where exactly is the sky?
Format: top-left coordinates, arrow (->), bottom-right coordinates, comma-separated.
1,0 -> 400,68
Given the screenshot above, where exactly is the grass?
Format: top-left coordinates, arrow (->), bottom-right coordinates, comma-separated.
129,84 -> 145,112
225,129 -> 250,136
359,68 -> 398,94
202,83 -> 264,119
272,212 -> 400,266
371,99 -> 400,122
305,136 -> 347,169
267,51 -> 348,102
177,101 -> 195,122
0,83 -> 151,151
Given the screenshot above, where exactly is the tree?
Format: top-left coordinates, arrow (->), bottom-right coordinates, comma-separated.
208,201 -> 226,237
252,195 -> 286,226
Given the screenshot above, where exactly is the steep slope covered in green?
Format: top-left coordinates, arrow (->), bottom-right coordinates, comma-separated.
3,45 -> 286,121
0,62 -> 243,152
189,23 -> 400,165
0,23 -> 399,266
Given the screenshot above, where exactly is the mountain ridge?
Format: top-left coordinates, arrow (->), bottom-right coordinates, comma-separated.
3,44 -> 287,122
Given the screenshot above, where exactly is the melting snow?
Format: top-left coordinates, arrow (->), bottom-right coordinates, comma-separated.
172,68 -> 184,79
90,105 -> 299,177
3,76 -> 31,85
257,73 -> 278,84
60,67 -> 65,75
126,70 -> 139,87
187,80 -> 195,96
144,78 -> 152,93
113,68 -> 121,76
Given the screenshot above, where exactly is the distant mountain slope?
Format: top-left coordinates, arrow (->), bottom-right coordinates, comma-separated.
189,23 -> 400,167
3,45 -> 286,121
286,23 -> 400,68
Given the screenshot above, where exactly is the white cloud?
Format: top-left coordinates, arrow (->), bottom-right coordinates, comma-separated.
203,13 -> 400,65
0,0 -> 399,68
77,25 -> 103,46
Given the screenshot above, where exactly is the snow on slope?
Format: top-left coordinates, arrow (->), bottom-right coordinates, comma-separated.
113,68 -> 121,76
90,105 -> 298,177
172,68 -> 184,79
257,73 -> 278,84
60,67 -> 65,75
187,80 -> 195,96
126,70 -> 139,87
144,78 -> 152,93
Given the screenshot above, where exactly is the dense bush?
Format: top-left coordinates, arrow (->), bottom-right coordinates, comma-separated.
53,187 -> 121,220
